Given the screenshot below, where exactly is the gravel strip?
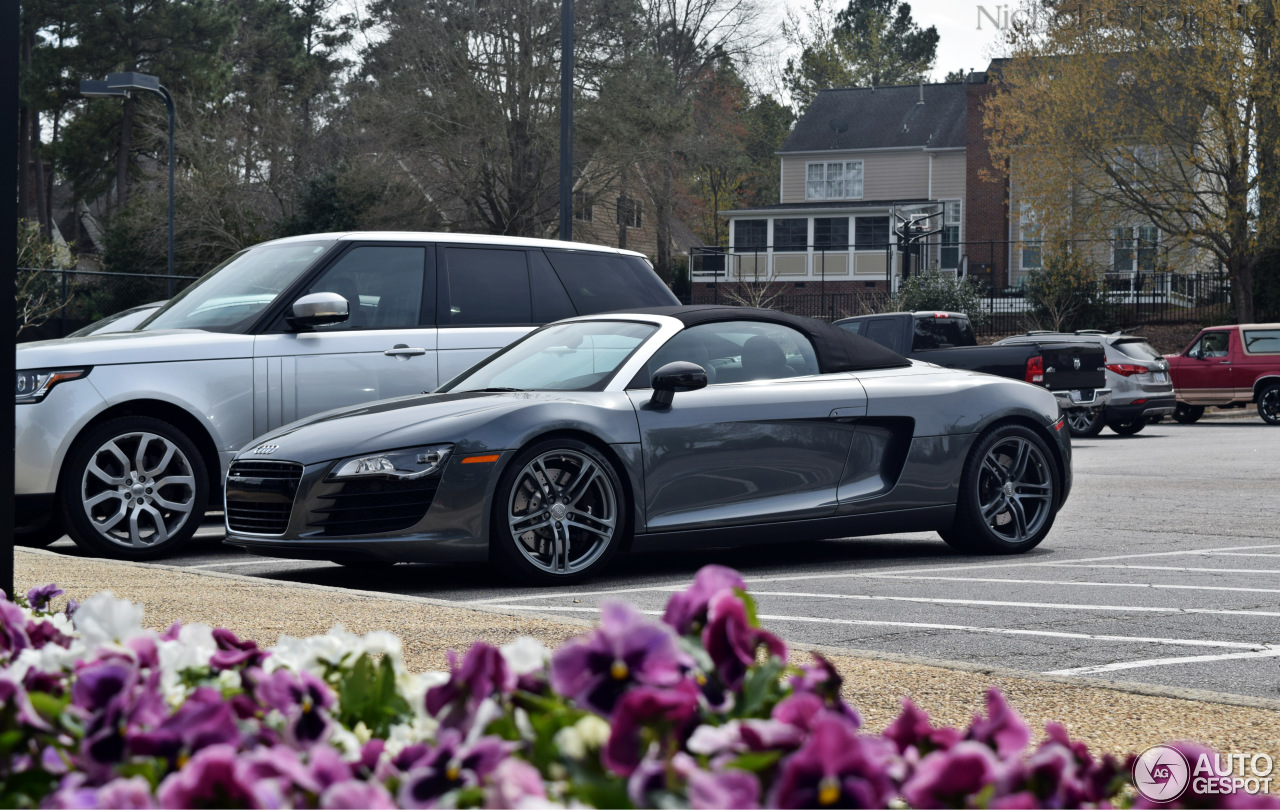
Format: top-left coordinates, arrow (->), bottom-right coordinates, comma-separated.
17,549 -> 1280,763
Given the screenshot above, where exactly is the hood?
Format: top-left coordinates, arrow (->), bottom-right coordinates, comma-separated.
240,390 -> 587,464
17,329 -> 255,368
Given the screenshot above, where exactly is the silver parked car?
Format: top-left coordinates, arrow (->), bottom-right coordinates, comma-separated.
994,330 -> 1175,436
15,232 -> 677,558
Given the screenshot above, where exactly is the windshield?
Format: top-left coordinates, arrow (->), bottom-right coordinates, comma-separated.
139,241 -> 334,333
441,321 -> 658,393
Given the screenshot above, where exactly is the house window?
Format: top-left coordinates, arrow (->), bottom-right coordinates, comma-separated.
617,196 -> 642,228
805,161 -> 864,200
940,202 -> 961,269
733,219 -> 767,251
573,189 -> 592,222
1113,225 -> 1159,273
1019,203 -> 1041,269
774,218 -> 808,252
854,216 -> 889,250
814,217 -> 849,250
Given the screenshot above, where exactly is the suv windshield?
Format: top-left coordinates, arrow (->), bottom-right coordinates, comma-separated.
139,241 -> 334,333
442,321 -> 657,393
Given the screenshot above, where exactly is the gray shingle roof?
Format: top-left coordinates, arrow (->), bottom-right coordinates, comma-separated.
781,83 -> 967,153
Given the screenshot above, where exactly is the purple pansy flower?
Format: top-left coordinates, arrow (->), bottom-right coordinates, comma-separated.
483,757 -> 548,809
603,680 -> 702,776
901,740 -> 1003,808
0,676 -> 53,730
790,653 -> 862,726
689,768 -> 762,810
210,627 -> 269,671
882,698 -> 961,755
0,598 -> 32,661
396,730 -> 514,809
26,583 -> 65,611
770,713 -> 897,809
663,565 -> 746,635
551,601 -> 689,716
129,686 -> 241,761
425,642 -> 515,729
321,780 -> 398,809
257,667 -> 336,746
155,744 -> 264,809
967,688 -> 1031,758
703,590 -> 786,690
93,777 -> 157,809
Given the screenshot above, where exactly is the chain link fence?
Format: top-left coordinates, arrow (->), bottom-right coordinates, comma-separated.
17,269 -> 200,342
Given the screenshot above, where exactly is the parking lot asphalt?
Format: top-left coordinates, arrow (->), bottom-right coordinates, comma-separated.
40,417 -> 1280,702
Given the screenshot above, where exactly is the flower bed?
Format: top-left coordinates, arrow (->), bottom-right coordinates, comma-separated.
0,566 -> 1273,809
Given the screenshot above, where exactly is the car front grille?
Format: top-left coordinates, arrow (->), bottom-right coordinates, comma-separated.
225,461 -> 304,536
306,475 -> 441,537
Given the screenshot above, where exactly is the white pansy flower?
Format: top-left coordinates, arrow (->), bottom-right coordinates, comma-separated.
574,714 -> 611,750
72,592 -> 147,648
553,725 -> 587,760
158,623 -> 217,702
327,724 -> 363,759
687,720 -> 743,755
501,637 -> 549,675
216,669 -> 242,691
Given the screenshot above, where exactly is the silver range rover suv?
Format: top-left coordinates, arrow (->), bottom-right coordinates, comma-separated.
15,232 -> 677,559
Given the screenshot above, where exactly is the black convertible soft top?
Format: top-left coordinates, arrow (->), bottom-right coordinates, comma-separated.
609,305 -> 911,373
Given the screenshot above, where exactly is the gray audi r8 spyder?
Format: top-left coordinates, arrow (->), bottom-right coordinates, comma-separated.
225,306 -> 1071,584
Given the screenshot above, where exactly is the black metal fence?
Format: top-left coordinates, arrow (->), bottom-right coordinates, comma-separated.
17,268 -> 200,342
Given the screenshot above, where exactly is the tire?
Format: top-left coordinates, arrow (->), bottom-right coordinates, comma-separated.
1172,403 -> 1204,424
491,437 -> 628,585
940,424 -> 1059,555
60,416 -> 209,560
1148,415 -> 1164,424
15,521 -> 64,548
1065,408 -> 1105,438
1258,384 -> 1280,425
1106,417 -> 1147,436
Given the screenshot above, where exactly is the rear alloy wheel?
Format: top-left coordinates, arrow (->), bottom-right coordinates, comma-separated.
61,416 -> 208,560
1258,384 -> 1280,425
493,438 -> 626,585
1172,403 -> 1205,424
1107,417 -> 1147,436
941,424 -> 1058,555
1065,408 -> 1104,438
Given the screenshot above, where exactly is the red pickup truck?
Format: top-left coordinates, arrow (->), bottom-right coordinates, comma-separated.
1166,323 -> 1280,425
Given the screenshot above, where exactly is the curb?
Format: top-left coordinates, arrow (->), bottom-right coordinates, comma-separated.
18,548 -> 1280,714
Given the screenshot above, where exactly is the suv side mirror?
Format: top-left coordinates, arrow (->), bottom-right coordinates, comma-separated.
289,292 -> 349,329
650,361 -> 708,408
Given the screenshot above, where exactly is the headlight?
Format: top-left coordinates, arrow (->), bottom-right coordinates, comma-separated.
16,368 -> 91,404
329,444 -> 453,481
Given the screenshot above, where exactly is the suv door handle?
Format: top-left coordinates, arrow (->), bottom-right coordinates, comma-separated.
1219,360 -> 1232,364
385,345 -> 427,358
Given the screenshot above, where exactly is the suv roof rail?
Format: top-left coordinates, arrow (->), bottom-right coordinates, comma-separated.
1074,329 -> 1107,335
1025,330 -> 1058,335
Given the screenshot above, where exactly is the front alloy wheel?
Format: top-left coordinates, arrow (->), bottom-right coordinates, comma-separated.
1259,384 -> 1280,425
1107,417 -> 1147,436
1172,403 -> 1204,424
1065,408 -> 1104,437
941,424 -> 1058,555
62,416 -> 208,560
494,439 -> 626,584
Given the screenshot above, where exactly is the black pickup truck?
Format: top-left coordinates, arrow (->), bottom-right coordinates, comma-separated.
835,311 -> 1111,426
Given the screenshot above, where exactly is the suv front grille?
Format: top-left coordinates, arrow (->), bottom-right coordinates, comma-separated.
307,475 -> 440,537
225,460 -> 303,535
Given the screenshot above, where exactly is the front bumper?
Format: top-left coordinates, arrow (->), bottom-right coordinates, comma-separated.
223,452 -> 508,564
1052,387 -> 1112,411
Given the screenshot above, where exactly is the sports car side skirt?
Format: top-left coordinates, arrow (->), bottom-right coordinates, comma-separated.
629,504 -> 955,553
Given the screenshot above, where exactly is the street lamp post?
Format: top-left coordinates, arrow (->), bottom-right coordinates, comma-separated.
81,72 -> 177,296
559,0 -> 574,241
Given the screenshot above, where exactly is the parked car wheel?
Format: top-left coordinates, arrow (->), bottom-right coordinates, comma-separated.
1172,403 -> 1205,424
1107,418 -> 1147,436
1259,384 -> 1280,425
1065,408 -> 1105,438
492,438 -> 627,585
941,424 -> 1058,555
60,416 -> 209,560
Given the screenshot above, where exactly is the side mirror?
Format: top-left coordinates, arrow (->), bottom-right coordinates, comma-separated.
650,361 -> 708,408
289,292 -> 349,329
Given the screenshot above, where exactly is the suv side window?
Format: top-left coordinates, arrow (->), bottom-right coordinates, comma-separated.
543,250 -> 676,313
439,247 -> 533,326
645,321 -> 819,385
306,246 -> 425,331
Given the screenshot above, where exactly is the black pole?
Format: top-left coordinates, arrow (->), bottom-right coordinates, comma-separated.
160,86 -> 175,296
558,0 -> 574,241
4,0 -> 19,601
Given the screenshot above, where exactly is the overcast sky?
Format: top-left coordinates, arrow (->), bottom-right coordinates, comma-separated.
908,0 -> 1012,80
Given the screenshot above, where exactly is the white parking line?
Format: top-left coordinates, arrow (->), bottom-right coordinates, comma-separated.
481,605 -> 1268,651
745,591 -> 1280,618
1199,552 -> 1280,558
463,543 -> 1280,605
1048,564 -> 1280,575
1044,646 -> 1280,677
860,575 -> 1280,596
183,559 -> 293,569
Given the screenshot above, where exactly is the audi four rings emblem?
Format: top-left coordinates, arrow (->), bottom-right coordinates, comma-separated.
253,444 -> 279,455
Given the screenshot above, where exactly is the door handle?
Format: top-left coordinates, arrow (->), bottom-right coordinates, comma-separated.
1219,360 -> 1232,364
385,345 -> 427,358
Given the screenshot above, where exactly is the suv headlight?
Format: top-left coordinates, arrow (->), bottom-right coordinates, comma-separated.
329,444 -> 453,481
16,368 -> 91,404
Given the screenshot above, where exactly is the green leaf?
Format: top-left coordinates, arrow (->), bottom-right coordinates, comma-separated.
734,588 -> 760,628
735,656 -> 788,718
26,691 -> 67,722
727,749 -> 784,773
333,653 -> 412,738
